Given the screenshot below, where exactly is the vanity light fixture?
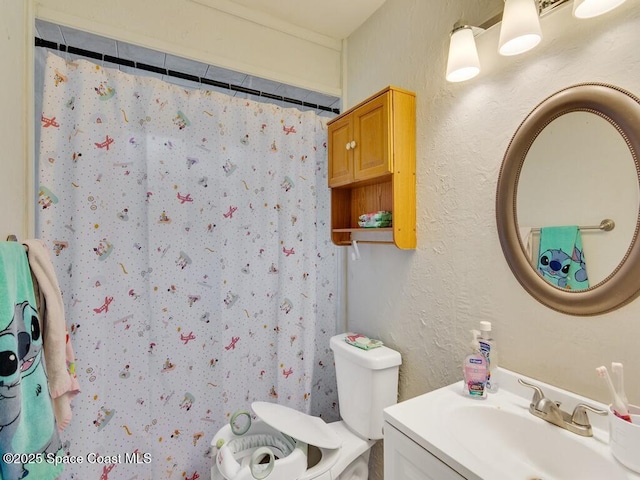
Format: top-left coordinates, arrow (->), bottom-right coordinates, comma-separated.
446,0 -> 624,83
498,0 -> 543,56
572,0 -> 627,18
446,22 -> 481,83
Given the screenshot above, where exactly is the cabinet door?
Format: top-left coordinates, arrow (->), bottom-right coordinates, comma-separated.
352,92 -> 391,182
384,424 -> 465,480
327,114 -> 353,187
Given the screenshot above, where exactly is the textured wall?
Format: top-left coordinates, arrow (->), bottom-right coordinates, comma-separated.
0,0 -> 32,240
344,1 -> 640,478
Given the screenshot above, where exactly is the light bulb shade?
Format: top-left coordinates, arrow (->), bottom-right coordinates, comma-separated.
446,26 -> 480,83
573,0 -> 627,18
498,0 -> 542,56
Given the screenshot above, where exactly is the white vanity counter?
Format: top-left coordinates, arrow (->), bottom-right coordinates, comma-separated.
383,368 -> 640,480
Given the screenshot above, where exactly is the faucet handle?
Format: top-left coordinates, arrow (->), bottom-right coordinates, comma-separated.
518,378 -> 545,407
571,403 -> 608,427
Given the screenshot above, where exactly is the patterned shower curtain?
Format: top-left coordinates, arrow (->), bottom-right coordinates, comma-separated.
37,52 -> 338,480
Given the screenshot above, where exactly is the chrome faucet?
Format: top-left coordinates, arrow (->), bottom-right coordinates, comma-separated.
518,378 -> 608,437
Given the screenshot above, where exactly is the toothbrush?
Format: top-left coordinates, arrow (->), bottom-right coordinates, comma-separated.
596,365 -> 632,423
611,362 -> 630,412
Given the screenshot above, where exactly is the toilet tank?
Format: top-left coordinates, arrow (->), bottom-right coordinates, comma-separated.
330,333 -> 402,440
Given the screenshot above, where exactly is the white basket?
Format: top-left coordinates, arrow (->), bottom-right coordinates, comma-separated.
609,404 -> 640,473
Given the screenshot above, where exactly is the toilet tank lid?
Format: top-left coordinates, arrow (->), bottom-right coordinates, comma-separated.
330,334 -> 402,370
252,401 -> 342,449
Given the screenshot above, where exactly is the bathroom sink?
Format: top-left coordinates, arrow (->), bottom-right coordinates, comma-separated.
384,368 -> 640,480
448,404 -> 628,479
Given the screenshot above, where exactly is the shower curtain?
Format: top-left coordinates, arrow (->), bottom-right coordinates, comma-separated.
37,51 -> 338,479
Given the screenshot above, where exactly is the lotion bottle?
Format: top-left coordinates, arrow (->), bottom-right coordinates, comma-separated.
462,330 -> 487,399
479,321 -> 499,393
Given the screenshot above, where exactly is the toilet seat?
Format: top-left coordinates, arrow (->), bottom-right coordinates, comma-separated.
252,402 -> 342,449
212,403 -> 373,480
213,419 -> 308,480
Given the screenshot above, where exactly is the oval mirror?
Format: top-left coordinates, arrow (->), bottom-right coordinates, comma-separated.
496,83 -> 640,315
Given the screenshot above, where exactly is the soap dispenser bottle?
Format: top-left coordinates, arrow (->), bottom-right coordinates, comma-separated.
479,321 -> 499,393
462,330 -> 487,399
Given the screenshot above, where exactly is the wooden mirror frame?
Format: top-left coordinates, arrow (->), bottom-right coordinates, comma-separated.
496,83 -> 640,315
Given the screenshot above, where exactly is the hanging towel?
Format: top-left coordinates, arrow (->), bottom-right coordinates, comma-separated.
537,226 -> 589,290
0,242 -> 64,480
23,239 -> 80,432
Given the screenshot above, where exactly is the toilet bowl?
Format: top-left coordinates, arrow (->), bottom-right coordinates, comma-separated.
211,333 -> 402,480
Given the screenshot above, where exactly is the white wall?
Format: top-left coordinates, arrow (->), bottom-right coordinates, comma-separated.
34,0 -> 342,96
345,2 -> 640,476
0,0 -> 33,240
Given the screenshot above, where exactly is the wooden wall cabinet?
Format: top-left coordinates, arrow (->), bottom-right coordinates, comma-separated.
327,86 -> 416,249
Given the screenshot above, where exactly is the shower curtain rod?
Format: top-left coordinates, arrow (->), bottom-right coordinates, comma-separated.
35,37 -> 340,114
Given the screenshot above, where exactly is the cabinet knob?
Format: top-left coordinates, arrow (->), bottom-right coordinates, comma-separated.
350,140 -> 357,149
345,142 -> 351,150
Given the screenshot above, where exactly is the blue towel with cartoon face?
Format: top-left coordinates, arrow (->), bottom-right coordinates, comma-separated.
0,242 -> 63,480
537,226 -> 589,290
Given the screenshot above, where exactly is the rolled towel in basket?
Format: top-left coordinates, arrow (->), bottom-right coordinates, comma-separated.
358,211 -> 392,228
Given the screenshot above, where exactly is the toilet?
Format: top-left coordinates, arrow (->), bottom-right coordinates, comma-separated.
211,332 -> 402,480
